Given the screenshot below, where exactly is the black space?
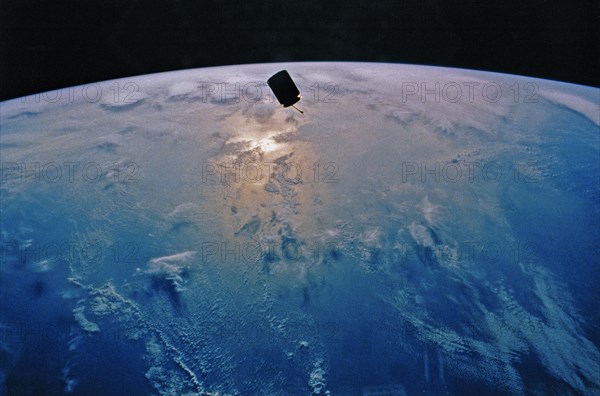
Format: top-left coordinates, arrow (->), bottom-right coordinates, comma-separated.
1,0 -> 598,101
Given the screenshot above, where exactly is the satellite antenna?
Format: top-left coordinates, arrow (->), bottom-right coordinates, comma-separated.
267,70 -> 304,114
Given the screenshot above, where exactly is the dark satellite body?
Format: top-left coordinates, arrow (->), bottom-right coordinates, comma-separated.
267,70 -> 304,114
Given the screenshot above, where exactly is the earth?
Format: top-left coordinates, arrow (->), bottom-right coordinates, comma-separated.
0,62 -> 599,395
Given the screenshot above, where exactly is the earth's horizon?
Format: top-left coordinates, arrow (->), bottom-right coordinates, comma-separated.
1,62 -> 599,395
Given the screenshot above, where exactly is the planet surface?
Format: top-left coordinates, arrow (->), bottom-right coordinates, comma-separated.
0,62 -> 599,395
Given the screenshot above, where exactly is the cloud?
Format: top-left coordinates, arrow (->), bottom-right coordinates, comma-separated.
145,251 -> 197,292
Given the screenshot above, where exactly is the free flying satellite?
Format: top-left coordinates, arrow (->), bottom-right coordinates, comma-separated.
267,70 -> 304,114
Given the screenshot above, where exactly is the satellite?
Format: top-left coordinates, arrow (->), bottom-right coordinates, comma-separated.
267,70 -> 304,114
